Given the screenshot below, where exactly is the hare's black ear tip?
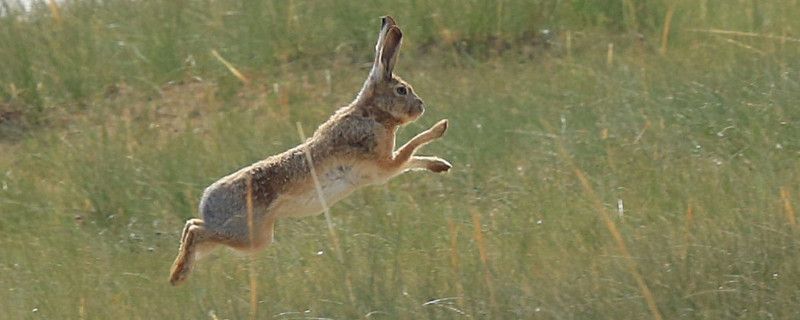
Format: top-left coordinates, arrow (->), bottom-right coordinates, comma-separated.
382,16 -> 397,28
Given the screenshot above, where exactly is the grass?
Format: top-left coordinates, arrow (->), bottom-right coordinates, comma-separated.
2,0 -> 800,319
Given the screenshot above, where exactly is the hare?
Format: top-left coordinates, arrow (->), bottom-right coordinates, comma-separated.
169,16 -> 451,286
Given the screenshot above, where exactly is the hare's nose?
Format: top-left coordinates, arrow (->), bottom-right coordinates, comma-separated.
415,100 -> 424,114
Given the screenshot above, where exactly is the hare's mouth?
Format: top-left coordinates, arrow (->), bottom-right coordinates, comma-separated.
410,101 -> 424,117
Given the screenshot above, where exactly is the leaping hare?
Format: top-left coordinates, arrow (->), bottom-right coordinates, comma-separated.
169,16 -> 451,286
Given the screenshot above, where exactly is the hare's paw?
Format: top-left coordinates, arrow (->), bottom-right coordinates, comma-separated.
406,156 -> 451,173
169,262 -> 190,286
430,119 -> 449,139
428,158 -> 452,173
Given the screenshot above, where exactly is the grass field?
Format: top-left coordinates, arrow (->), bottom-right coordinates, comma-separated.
2,0 -> 800,319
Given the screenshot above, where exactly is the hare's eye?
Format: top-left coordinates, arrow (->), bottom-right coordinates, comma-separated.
395,86 -> 408,95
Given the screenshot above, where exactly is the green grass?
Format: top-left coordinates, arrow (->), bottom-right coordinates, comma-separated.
2,0 -> 800,319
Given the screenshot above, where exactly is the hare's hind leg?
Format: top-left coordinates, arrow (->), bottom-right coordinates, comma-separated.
169,217 -> 277,286
225,217 -> 276,253
179,218 -> 202,245
169,219 -> 222,286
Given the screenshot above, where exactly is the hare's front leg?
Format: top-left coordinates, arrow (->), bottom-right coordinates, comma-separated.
405,156 -> 452,173
392,119 -> 451,172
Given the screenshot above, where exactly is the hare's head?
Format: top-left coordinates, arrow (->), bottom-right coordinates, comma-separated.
357,16 -> 424,125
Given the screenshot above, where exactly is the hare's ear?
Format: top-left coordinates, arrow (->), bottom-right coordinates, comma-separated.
374,16 -> 397,53
370,17 -> 402,82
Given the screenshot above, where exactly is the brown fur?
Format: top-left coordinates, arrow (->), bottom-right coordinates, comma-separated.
169,16 -> 451,286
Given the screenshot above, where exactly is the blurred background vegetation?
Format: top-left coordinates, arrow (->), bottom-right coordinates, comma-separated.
1,0 -> 799,319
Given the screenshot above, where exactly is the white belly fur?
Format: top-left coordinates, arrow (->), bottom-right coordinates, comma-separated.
274,162 -> 377,218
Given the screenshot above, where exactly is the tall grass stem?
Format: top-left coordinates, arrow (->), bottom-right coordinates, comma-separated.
295,122 -> 342,262
245,175 -> 258,320
211,49 -> 251,85
46,0 -> 62,24
448,218 -> 464,308
470,209 -> 498,315
781,187 -> 796,229
660,3 -> 676,55
296,122 -> 356,305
